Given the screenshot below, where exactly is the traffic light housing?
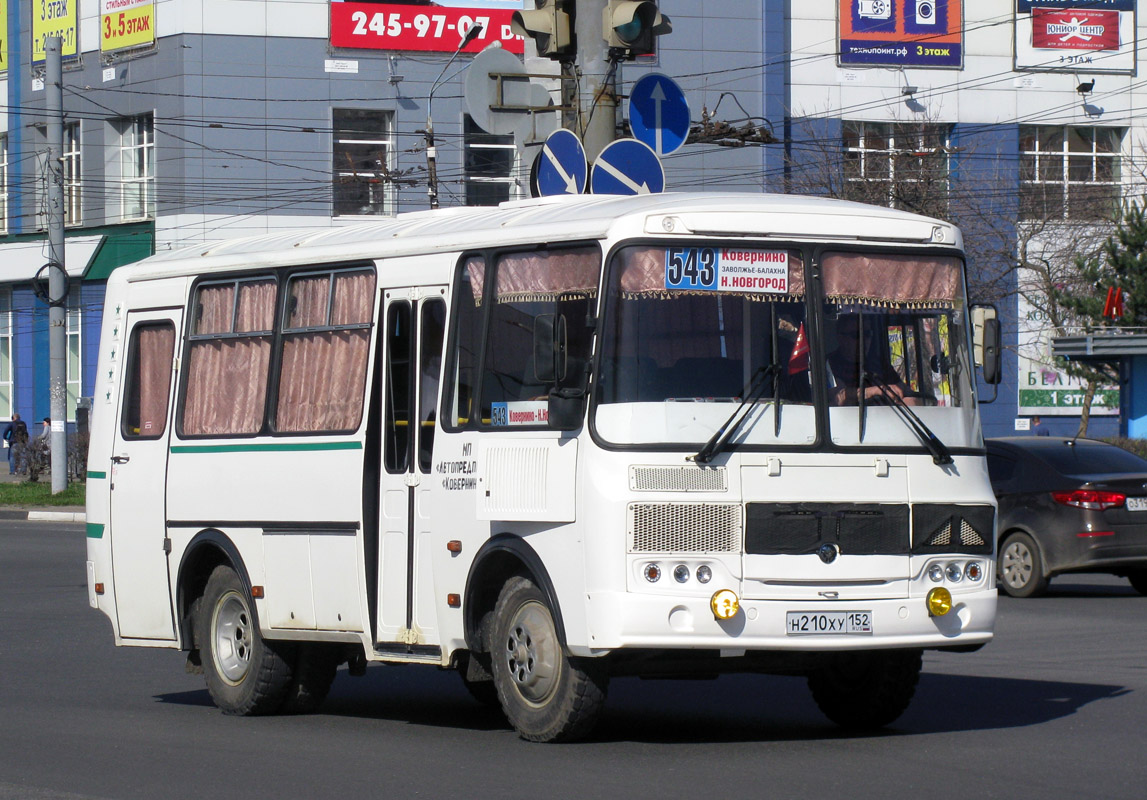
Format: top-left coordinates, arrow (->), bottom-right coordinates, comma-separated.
511,0 -> 574,60
603,1 -> 672,58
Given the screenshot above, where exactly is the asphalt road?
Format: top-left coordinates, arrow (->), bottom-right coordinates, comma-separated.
2,521 -> 1145,799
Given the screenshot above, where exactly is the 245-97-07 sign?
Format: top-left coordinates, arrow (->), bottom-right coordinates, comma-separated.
330,2 -> 524,54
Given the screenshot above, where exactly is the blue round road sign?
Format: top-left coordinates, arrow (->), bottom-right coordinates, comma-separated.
590,138 -> 665,196
628,73 -> 690,157
536,129 -> 588,196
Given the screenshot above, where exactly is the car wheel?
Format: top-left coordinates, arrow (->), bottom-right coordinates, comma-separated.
1126,570 -> 1147,596
998,531 -> 1050,598
196,564 -> 294,715
808,649 -> 923,730
489,576 -> 607,742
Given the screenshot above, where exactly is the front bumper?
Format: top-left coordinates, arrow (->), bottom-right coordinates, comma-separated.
577,588 -> 996,657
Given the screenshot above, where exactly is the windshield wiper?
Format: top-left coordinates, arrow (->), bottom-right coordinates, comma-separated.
865,374 -> 954,465
691,365 -> 778,464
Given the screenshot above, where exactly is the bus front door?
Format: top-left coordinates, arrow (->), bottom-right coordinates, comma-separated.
108,309 -> 182,640
377,289 -> 447,651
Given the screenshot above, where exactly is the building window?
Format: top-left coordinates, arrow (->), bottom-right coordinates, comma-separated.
333,109 -> 393,217
1020,126 -> 1122,220
0,289 -> 11,420
464,115 -> 516,206
842,121 -> 951,217
67,286 -> 82,422
64,123 -> 81,226
117,114 -> 155,220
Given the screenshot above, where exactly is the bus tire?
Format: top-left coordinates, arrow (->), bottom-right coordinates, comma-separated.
280,643 -> 340,714
197,564 -> 294,716
808,649 -> 922,730
489,576 -> 607,742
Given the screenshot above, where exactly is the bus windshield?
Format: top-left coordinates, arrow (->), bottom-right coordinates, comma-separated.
594,243 -> 980,452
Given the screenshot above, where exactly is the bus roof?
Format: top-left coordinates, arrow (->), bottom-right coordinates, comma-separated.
128,192 -> 961,279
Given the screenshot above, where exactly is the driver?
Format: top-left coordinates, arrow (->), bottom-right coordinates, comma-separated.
827,315 -> 918,406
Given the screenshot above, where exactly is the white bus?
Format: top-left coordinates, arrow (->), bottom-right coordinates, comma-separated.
86,193 -> 1001,742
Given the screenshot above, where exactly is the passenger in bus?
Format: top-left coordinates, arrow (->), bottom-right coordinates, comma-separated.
827,315 -> 918,406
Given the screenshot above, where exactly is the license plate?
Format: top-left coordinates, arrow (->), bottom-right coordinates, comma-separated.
786,611 -> 873,635
1127,497 -> 1147,511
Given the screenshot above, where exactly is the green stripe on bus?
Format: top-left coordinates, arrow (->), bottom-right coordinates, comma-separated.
170,441 -> 363,454
87,471 -> 107,480
87,523 -> 105,539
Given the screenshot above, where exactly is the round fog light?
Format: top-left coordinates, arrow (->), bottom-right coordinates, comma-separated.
673,564 -> 690,583
696,565 -> 713,584
928,564 -> 944,582
927,586 -> 953,617
710,589 -> 740,620
965,562 -> 983,582
946,562 -> 964,582
644,563 -> 661,583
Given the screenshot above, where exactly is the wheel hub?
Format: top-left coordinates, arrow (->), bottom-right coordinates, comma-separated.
213,590 -> 253,684
502,601 -> 558,705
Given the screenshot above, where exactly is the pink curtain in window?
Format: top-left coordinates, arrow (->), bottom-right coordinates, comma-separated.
618,246 -> 806,299
276,331 -> 371,432
822,253 -> 960,308
194,284 -> 234,334
469,249 -> 599,305
135,325 -> 175,436
183,339 -> 271,434
332,271 -> 374,324
275,270 -> 376,432
236,280 -> 277,332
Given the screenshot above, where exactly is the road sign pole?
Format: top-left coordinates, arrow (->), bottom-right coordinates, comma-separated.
573,0 -> 617,161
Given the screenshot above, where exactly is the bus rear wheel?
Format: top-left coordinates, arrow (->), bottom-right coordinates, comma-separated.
489,576 -> 607,742
197,564 -> 294,716
808,649 -> 922,730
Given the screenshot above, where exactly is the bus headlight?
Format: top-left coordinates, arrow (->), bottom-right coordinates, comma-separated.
643,563 -> 661,583
927,587 -> 953,617
710,589 -> 740,620
945,562 -> 964,582
965,561 -> 984,582
928,564 -> 944,582
673,564 -> 690,583
696,565 -> 713,584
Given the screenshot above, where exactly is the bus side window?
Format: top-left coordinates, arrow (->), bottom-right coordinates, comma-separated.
122,323 -> 176,439
385,302 -> 412,473
418,299 -> 446,473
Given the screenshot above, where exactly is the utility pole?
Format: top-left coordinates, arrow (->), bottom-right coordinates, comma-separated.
571,0 -> 615,161
46,37 -> 68,494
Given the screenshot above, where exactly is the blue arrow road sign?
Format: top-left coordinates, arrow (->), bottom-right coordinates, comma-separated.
536,129 -> 587,196
628,73 -> 690,157
590,138 -> 665,196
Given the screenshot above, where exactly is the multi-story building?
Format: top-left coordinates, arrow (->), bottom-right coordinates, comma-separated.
0,0 -> 1132,439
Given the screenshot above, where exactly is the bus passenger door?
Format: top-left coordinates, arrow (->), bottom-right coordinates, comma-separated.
108,309 -> 182,640
377,289 -> 447,649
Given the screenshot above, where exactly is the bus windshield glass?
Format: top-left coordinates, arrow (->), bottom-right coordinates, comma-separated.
595,244 -> 980,452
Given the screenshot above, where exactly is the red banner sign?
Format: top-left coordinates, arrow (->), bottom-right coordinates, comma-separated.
330,2 -> 524,54
1032,8 -> 1119,51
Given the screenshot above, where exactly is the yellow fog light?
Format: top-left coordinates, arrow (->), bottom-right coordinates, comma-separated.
710,589 -> 740,620
927,587 -> 953,617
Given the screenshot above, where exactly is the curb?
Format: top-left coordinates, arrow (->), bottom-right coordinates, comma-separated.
0,508 -> 85,523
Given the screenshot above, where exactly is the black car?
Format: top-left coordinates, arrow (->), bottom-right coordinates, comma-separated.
986,437 -> 1147,598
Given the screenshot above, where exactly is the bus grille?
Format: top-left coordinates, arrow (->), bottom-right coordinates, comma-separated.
627,502 -> 742,553
911,504 -> 994,555
629,465 -> 728,492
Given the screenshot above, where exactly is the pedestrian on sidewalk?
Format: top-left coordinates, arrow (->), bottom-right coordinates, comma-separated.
3,413 -> 28,475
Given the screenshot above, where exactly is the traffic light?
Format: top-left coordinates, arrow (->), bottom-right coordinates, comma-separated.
511,0 -> 574,60
603,1 -> 672,58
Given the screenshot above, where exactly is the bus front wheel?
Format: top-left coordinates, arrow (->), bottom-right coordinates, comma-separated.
808,649 -> 922,730
197,564 -> 294,715
489,576 -> 607,742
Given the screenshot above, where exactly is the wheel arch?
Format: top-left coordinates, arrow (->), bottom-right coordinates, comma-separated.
463,533 -> 566,653
175,529 -> 256,650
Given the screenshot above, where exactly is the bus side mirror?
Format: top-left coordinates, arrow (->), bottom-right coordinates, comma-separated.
533,314 -> 568,383
971,305 -> 1002,386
